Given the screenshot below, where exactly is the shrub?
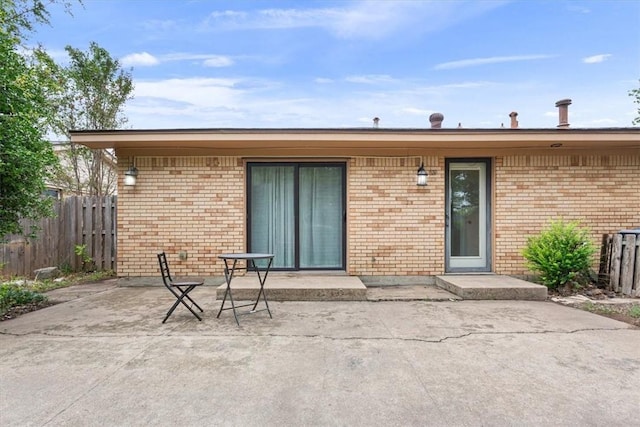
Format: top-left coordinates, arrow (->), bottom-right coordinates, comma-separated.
522,220 -> 596,290
0,284 -> 47,315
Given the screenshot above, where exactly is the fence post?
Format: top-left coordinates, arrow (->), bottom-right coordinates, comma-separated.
94,196 -> 104,270
635,238 -> 640,297
620,234 -> 636,295
608,234 -> 623,292
598,234 -> 612,286
74,196 -> 83,271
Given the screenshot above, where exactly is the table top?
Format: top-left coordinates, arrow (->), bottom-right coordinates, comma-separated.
218,253 -> 274,260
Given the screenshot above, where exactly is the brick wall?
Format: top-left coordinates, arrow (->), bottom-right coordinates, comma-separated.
116,153 -> 639,278
347,156 -> 444,275
494,154 -> 640,275
117,156 -> 245,276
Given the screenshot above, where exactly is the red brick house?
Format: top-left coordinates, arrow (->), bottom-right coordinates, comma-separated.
70,104 -> 640,281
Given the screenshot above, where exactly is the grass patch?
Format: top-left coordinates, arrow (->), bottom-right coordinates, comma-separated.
582,302 -> 612,315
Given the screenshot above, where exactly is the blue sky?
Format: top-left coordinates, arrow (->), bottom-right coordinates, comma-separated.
33,0 -> 640,129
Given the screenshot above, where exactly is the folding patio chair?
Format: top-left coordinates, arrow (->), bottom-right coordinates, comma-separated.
157,252 -> 204,323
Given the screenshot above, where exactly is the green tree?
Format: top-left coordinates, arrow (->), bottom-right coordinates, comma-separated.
1,0 -> 74,42
629,80 -> 640,125
0,0 -> 75,237
50,42 -> 134,196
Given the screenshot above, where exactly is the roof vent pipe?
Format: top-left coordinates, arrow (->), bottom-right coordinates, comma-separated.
555,98 -> 572,129
373,117 -> 380,128
429,113 -> 444,129
509,111 -> 519,129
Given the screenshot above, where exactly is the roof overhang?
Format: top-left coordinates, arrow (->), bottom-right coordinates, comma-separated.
69,128 -> 640,157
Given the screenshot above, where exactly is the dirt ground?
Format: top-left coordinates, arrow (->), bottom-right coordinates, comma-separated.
549,284 -> 640,328
559,301 -> 640,327
1,300 -> 56,321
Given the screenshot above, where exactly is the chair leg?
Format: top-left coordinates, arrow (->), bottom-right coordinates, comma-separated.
163,298 -> 183,323
163,286 -> 203,323
183,292 -> 204,312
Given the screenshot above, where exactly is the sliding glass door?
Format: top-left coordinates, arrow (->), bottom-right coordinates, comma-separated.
248,163 -> 345,270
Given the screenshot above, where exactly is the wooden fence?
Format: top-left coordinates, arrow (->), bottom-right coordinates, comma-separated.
599,231 -> 640,297
1,196 -> 117,278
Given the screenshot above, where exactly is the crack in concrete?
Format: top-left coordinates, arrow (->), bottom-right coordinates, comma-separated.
1,326 -> 633,341
255,327 -> 635,343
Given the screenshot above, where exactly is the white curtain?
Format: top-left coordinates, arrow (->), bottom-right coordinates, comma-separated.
250,166 -> 295,268
299,166 -> 343,268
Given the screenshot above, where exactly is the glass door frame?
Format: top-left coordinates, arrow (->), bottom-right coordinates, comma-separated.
445,158 -> 492,273
246,161 -> 347,271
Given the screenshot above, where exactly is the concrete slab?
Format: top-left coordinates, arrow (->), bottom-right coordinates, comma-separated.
216,274 -> 367,301
0,285 -> 638,426
436,274 -> 548,300
45,279 -> 119,303
366,284 -> 461,301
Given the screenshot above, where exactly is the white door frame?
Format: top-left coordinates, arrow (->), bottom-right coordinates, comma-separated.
445,159 -> 492,272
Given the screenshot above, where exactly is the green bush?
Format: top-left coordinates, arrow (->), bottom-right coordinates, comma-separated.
0,284 -> 47,315
522,220 -> 596,290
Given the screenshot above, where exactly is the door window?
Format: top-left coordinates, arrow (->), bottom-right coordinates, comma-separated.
446,160 -> 491,271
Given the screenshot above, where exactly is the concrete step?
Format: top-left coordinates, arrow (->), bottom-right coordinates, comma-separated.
216,274 -> 367,301
366,285 -> 461,301
435,275 -> 547,301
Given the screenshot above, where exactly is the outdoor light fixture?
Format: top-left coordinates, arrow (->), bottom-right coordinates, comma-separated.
124,164 -> 138,186
416,162 -> 428,186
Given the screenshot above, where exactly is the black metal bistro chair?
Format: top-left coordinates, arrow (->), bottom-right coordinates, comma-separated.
157,252 -> 204,323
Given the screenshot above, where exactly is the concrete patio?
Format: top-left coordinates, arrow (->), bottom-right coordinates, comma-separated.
0,280 -> 638,426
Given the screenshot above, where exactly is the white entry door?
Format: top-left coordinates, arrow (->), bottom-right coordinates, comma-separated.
446,160 -> 491,272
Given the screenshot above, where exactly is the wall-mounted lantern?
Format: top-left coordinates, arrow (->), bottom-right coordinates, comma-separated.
417,162 -> 428,186
124,164 -> 138,186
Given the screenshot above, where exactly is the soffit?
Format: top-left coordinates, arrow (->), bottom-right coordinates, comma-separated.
70,128 -> 640,156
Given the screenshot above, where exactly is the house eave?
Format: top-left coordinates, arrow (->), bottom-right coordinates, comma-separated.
70,127 -> 640,156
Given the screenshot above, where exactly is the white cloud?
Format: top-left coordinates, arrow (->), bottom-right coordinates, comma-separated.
345,74 -> 395,84
315,78 -> 334,84
204,8 -> 332,30
203,56 -> 234,67
357,116 -> 377,125
122,72 -> 632,130
582,54 -> 612,64
402,107 -> 433,116
135,77 -> 238,98
202,1 -> 507,40
436,81 -> 496,89
162,53 -> 234,67
434,55 -> 555,70
120,52 -> 234,68
142,19 -> 181,32
591,118 -> 617,125
45,48 -> 70,63
121,52 -> 160,67
567,5 -> 591,14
